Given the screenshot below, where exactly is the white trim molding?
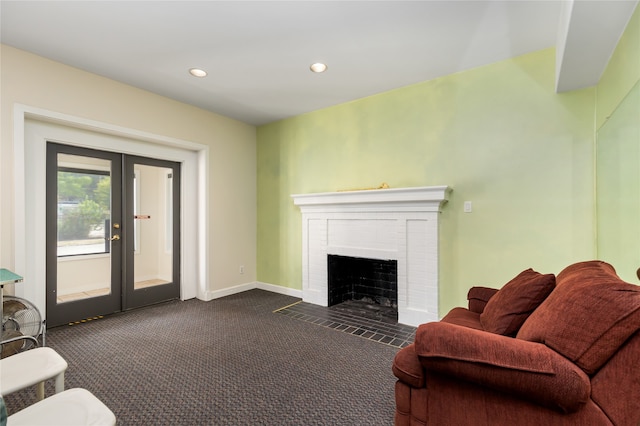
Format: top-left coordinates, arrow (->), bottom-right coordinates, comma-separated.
257,281 -> 303,299
13,104 -> 209,319
203,282 -> 303,301
292,186 -> 451,327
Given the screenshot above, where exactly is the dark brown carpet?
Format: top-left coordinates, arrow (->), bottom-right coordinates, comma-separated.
3,290 -> 400,425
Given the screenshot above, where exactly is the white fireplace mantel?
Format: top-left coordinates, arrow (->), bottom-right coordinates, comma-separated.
292,185 -> 451,326
292,185 -> 451,213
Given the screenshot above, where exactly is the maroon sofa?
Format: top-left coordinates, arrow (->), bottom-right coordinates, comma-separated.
392,260 -> 640,425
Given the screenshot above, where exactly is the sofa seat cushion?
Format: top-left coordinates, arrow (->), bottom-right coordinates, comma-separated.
480,268 -> 555,336
517,260 -> 640,375
442,307 -> 483,330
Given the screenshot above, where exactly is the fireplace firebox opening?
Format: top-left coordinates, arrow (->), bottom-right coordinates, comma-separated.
328,255 -> 398,322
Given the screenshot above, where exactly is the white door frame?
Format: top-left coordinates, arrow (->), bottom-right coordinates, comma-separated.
13,104 -> 209,320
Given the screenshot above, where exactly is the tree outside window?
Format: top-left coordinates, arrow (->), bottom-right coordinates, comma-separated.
57,170 -> 110,255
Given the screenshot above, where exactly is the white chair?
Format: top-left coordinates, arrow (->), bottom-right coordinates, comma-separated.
0,347 -> 67,400
5,388 -> 116,426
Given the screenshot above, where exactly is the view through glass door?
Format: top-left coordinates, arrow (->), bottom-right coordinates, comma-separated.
124,156 -> 181,309
46,144 -> 122,327
46,143 -> 181,327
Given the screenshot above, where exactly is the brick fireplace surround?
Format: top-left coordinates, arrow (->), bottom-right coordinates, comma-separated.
292,186 -> 451,327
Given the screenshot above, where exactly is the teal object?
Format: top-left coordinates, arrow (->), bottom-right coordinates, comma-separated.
0,396 -> 6,426
0,269 -> 23,285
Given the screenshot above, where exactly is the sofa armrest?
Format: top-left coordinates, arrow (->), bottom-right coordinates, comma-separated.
392,343 -> 425,388
415,322 -> 590,413
467,286 -> 499,313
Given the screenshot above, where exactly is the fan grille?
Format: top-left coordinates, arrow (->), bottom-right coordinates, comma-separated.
2,295 -> 44,358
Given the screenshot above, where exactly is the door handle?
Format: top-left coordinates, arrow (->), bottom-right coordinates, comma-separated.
109,235 -> 120,241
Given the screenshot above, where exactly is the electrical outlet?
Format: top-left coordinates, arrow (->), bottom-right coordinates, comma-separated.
240,265 -> 245,274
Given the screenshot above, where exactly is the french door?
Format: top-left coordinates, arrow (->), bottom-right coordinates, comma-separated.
46,143 -> 181,327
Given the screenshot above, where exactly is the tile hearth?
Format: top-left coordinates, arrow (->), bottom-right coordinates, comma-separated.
274,300 -> 416,349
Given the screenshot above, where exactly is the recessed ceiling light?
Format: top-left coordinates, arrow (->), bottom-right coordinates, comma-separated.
189,68 -> 208,78
310,63 -> 328,73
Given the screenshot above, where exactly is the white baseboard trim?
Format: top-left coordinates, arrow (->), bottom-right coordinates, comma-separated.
201,282 -> 256,301
256,281 -> 303,298
200,281 -> 302,301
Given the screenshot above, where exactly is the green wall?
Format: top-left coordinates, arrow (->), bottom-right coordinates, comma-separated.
257,47 -> 597,315
595,6 -> 640,283
595,5 -> 640,131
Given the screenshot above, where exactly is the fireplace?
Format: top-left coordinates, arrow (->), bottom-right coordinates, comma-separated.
292,186 -> 451,326
328,254 -> 398,322
328,255 -> 398,308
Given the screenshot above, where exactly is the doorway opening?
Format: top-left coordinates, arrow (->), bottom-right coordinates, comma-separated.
16,112 -> 204,329
46,143 -> 181,327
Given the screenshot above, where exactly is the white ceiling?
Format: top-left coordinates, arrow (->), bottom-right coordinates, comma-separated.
1,1 -> 637,126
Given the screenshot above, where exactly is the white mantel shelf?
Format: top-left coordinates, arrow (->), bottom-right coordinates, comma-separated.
292,185 -> 451,213
292,185 -> 451,327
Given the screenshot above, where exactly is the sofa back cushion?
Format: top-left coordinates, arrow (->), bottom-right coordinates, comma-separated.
480,269 -> 555,336
517,260 -> 640,375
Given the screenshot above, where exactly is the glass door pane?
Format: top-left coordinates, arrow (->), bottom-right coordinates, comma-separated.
56,154 -> 113,302
124,155 -> 180,310
46,143 -> 122,327
133,164 -> 173,290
